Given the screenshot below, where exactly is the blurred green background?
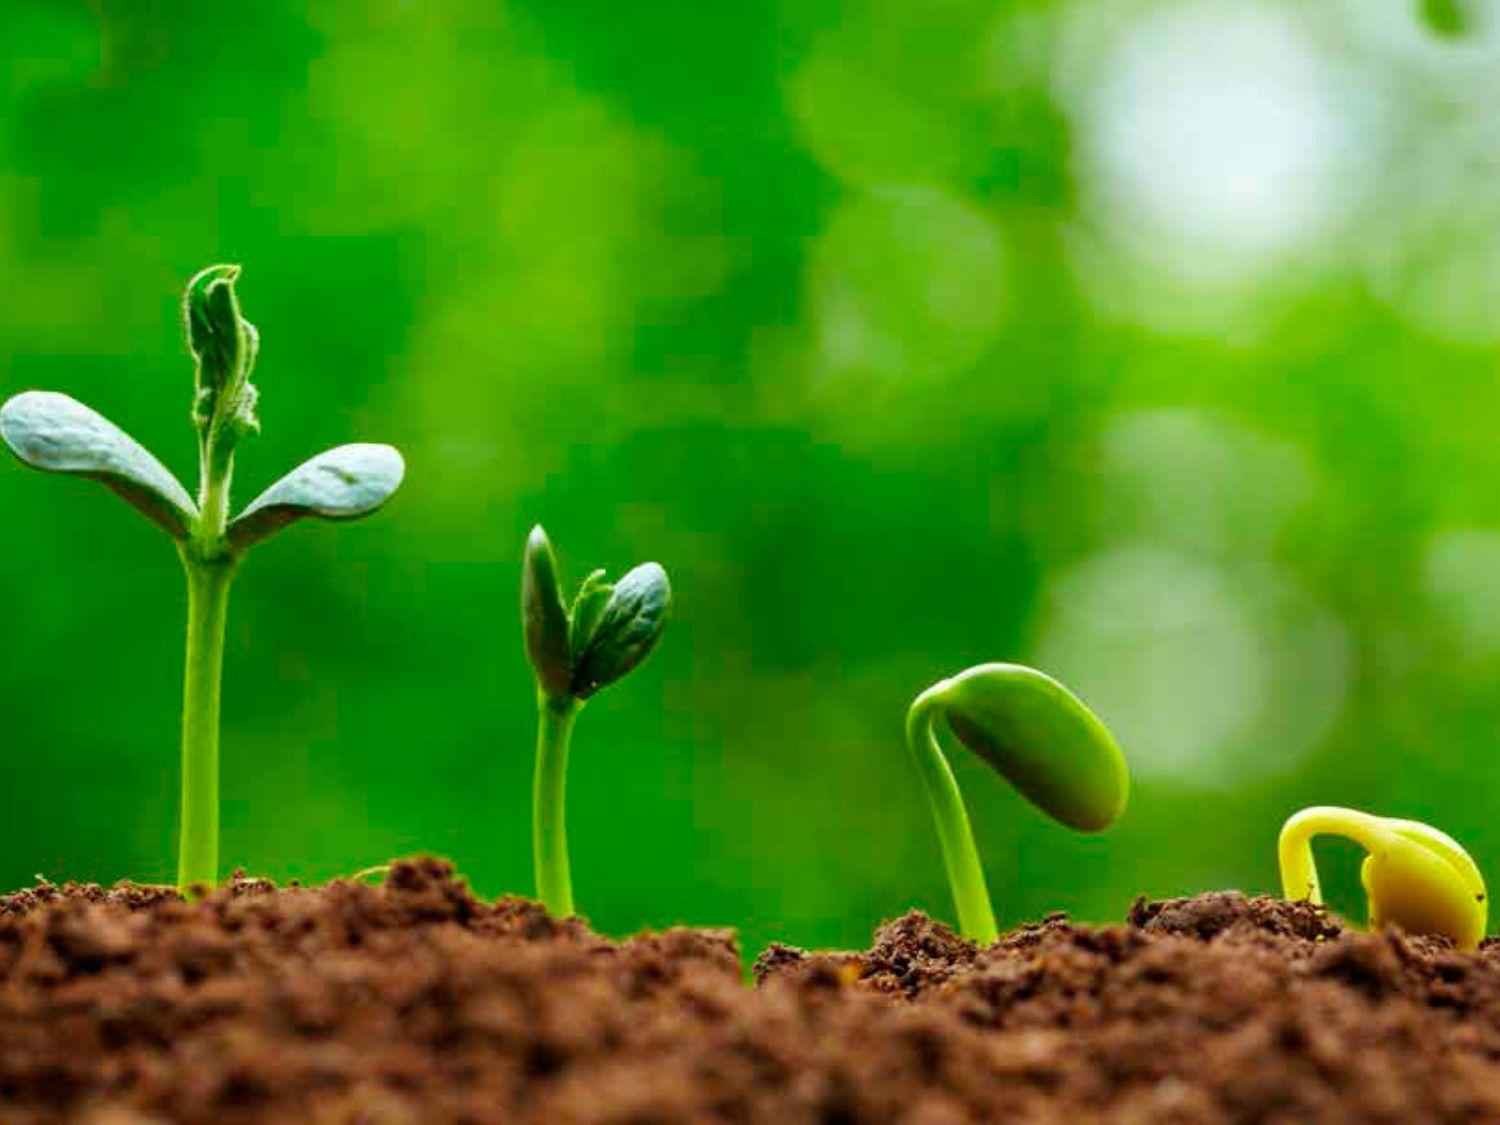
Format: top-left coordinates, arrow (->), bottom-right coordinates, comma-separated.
3,0 -> 1499,955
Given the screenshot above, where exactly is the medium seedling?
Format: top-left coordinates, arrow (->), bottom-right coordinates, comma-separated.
522,525 -> 670,917
906,663 -> 1130,945
1279,805 -> 1487,949
0,265 -> 404,892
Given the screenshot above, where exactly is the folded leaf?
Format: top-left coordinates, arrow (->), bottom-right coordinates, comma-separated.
185,264 -> 259,442
567,569 -> 612,659
185,264 -> 245,395
523,525 -> 573,700
227,443 -> 404,550
0,391 -> 198,538
570,562 -> 670,699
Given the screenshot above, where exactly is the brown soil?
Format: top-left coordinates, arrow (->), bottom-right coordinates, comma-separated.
2,860 -> 1500,1123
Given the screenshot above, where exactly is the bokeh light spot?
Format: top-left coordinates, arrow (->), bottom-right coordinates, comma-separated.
809,187 -> 1006,382
1423,528 -> 1500,660
1036,546 -> 1348,788
1060,1 -> 1366,332
1098,409 -> 1314,558
1080,3 -> 1350,268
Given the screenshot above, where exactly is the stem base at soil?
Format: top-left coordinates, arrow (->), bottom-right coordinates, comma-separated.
178,557 -> 235,892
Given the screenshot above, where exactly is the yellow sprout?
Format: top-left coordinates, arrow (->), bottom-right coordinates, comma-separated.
1278,806 -> 1487,950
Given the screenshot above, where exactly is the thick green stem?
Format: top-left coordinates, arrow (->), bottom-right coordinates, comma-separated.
177,556 -> 236,891
906,688 -> 999,945
177,425 -> 237,894
533,694 -> 579,916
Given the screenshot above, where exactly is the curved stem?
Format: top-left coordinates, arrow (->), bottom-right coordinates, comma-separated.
906,686 -> 999,945
533,694 -> 579,916
177,555 -> 236,891
1278,805 -> 1391,905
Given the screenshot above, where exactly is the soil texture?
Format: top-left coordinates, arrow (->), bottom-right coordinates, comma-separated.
1,859 -> 1498,1122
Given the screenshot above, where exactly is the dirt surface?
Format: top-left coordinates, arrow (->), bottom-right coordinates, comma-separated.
3,861 -> 1500,1123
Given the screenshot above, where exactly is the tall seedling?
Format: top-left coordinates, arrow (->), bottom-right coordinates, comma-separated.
0,266 -> 405,890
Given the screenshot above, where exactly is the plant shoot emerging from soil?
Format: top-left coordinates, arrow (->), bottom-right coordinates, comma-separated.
1279,805 -> 1487,949
522,525 -> 671,917
0,265 -> 404,892
906,663 -> 1129,945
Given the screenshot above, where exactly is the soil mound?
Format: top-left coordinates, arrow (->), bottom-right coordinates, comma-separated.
3,861 -> 1499,1122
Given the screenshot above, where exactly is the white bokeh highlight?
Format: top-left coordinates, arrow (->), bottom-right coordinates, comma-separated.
1058,1 -> 1370,331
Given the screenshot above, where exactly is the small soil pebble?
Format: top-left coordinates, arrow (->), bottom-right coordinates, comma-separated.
2,859 -> 1499,1122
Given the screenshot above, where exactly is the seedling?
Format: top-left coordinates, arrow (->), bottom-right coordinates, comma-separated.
0,265 -> 404,892
521,525 -> 670,917
906,663 -> 1129,945
1279,805 -> 1487,949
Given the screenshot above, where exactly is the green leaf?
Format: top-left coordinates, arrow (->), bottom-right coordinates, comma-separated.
570,562 -> 671,700
522,525 -> 573,699
567,569 -> 612,658
226,443 -> 404,551
936,663 -> 1128,833
185,265 -> 241,387
0,390 -> 198,539
185,263 -> 259,440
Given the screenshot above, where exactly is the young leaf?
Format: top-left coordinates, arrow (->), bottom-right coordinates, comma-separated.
185,264 -> 259,441
226,443 -> 404,551
523,525 -> 573,699
570,562 -> 671,700
0,391 -> 198,539
186,266 -> 242,388
568,569 -> 612,658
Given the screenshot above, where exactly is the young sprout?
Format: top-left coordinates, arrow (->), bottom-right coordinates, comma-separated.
0,265 -> 404,892
906,663 -> 1129,945
1279,806 -> 1487,949
521,525 -> 670,917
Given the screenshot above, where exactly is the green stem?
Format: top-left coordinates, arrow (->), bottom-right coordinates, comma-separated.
177,556 -> 236,891
196,431 -> 234,549
533,694 -> 579,916
177,425 -> 237,894
906,687 -> 999,945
